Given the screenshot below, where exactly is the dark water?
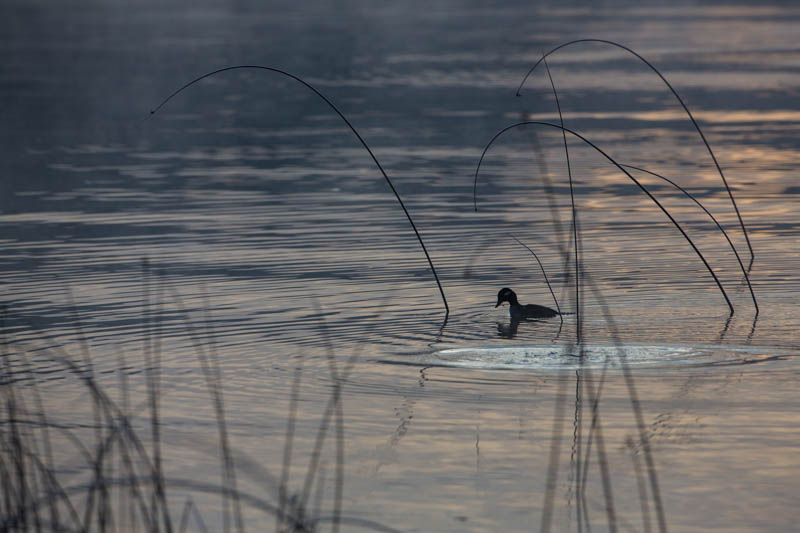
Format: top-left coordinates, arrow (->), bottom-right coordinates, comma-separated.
2,1 -> 799,531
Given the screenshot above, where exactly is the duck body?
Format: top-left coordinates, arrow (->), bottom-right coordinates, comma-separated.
495,287 -> 559,319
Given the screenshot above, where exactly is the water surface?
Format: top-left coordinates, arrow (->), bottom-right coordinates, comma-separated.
2,1 -> 799,531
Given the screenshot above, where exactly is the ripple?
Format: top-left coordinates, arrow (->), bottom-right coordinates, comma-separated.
405,344 -> 799,372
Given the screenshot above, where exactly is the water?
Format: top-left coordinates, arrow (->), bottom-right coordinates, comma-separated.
2,1 -> 799,531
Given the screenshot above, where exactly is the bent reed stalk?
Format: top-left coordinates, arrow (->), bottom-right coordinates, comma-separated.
621,164 -> 758,314
150,65 -> 449,317
516,39 -> 754,265
1,286 -> 398,533
510,235 -> 563,324
541,55 -> 581,341
536,55 -> 757,317
474,121 -> 735,315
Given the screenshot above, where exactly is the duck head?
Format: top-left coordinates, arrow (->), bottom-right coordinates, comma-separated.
495,287 -> 519,308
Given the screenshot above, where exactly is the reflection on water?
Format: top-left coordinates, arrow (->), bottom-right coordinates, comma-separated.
424,344 -> 792,371
2,0 -> 800,531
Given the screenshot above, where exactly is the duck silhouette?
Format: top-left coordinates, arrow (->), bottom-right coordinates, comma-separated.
495,287 -> 560,320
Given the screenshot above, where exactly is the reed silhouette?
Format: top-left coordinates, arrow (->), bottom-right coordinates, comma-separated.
3,42 -> 768,532
620,164 -> 758,314
509,235 -> 563,323
516,52 -> 757,321
474,120 -> 736,315
541,56 -> 580,338
0,278 -> 401,533
511,226 -> 667,532
516,39 -> 753,265
150,65 -> 449,318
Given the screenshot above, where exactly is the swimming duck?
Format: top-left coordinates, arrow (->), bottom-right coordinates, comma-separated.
495,287 -> 560,319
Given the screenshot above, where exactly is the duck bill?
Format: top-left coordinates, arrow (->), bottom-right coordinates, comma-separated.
495,301 -> 501,308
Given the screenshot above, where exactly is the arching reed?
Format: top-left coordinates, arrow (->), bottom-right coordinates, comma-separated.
474,121 -> 735,315
510,235 -> 563,325
516,39 -> 754,264
622,164 -> 758,314
150,65 -> 449,317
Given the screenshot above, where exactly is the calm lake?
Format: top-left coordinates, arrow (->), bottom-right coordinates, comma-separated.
2,1 -> 799,531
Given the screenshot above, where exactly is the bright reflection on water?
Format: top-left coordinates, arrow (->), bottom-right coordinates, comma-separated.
2,1 -> 800,531
425,344 -> 795,371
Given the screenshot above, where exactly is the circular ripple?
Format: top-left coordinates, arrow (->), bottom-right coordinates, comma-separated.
420,344 -> 796,371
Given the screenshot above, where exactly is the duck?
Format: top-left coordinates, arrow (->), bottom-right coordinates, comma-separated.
495,287 -> 560,320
